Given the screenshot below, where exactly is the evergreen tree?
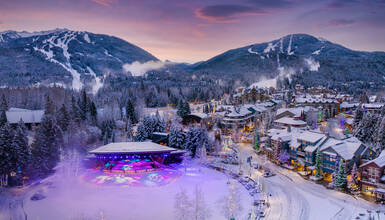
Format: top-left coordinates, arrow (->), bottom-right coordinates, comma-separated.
349,163 -> 359,191
71,96 -> 82,123
89,101 -> 98,125
11,122 -> 30,174
0,123 -> 14,178
335,159 -> 347,189
31,115 -> 63,177
126,99 -> 138,124
353,106 -> 364,128
315,147 -> 322,178
44,95 -> 55,116
79,89 -> 88,121
126,119 -> 133,141
254,130 -> 259,151
135,122 -> 148,142
0,94 -> 8,112
375,116 -> 385,152
0,109 -> 7,127
177,100 -> 190,118
168,123 -> 185,149
56,104 -> 70,132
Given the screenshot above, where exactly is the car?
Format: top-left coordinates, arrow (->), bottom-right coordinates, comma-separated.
263,171 -> 275,177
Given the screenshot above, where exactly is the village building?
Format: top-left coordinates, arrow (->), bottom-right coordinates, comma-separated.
6,107 -> 44,129
359,151 -> 385,202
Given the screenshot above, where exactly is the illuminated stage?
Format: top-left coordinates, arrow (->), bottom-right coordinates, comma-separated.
85,142 -> 185,187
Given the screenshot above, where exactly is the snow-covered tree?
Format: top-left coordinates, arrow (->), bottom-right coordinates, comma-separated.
0,123 -> 13,178
126,119 -> 133,141
193,185 -> 211,220
56,104 -> 70,132
177,100 -> 190,118
335,159 -> 347,190
353,106 -> 364,128
168,123 -> 185,149
184,126 -> 211,158
0,109 -> 7,127
374,116 -> 385,152
348,163 -> 359,192
126,99 -> 138,124
135,122 -> 148,142
220,182 -> 242,220
0,94 -> 8,112
315,147 -> 322,178
11,121 -> 30,174
31,114 -> 63,177
174,188 -> 192,220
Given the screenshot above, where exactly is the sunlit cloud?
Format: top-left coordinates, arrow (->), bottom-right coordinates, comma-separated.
195,4 -> 266,23
91,0 -> 117,7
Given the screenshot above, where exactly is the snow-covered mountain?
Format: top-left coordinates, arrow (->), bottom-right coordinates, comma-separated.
0,29 -> 158,93
194,34 -> 385,91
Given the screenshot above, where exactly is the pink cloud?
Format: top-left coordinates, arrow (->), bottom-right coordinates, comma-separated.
91,0 -> 117,7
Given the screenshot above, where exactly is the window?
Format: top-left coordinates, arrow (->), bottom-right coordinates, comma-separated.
368,167 -> 379,178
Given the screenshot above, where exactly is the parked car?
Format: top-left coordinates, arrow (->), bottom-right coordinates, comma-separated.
263,170 -> 275,177
251,162 -> 259,169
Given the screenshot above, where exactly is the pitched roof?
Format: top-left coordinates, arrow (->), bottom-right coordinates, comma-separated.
360,150 -> 385,168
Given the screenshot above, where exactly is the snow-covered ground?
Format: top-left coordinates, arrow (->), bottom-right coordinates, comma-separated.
237,143 -> 385,220
0,160 -> 252,220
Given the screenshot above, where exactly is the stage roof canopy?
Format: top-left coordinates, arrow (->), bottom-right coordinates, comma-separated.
90,142 -> 177,154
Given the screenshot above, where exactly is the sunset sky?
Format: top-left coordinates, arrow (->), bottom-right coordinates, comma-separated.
1,0 -> 385,63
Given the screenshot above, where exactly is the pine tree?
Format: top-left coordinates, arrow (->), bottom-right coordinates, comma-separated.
0,94 -> 8,112
79,89 -> 88,121
44,95 -> 55,116
89,101 -> 98,125
56,104 -> 70,131
349,163 -> 359,191
126,119 -> 133,141
0,123 -> 14,177
71,96 -> 82,123
168,123 -> 185,149
331,157 -> 340,188
353,106 -> 364,128
177,100 -> 190,118
375,116 -> 385,152
126,99 -> 138,124
31,115 -> 63,177
0,110 -> 7,127
335,159 -> 347,189
135,122 -> 148,142
254,130 -> 259,151
315,147 -> 322,178
11,122 -> 30,174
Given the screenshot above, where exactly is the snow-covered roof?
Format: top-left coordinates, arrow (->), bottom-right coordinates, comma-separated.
360,150 -> 385,168
90,142 -> 177,154
340,102 -> 359,109
274,117 -> 307,126
297,131 -> 325,143
6,109 -> 44,124
276,107 -> 315,118
189,112 -> 209,119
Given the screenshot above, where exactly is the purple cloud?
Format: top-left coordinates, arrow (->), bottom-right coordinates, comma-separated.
315,18 -> 355,29
248,0 -> 293,8
91,0 -> 117,7
195,4 -> 265,22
